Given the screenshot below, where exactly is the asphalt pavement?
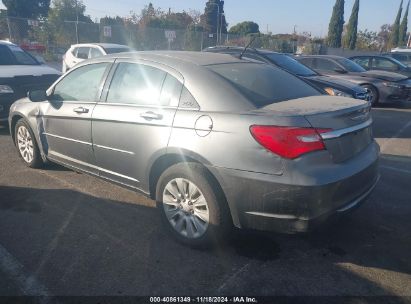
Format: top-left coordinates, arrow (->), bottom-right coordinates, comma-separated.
0,103 -> 410,301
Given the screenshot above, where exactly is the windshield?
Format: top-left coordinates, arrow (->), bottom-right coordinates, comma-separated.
265,53 -> 317,77
208,63 -> 321,108
103,47 -> 132,54
387,57 -> 408,68
0,45 -> 39,65
336,58 -> 366,72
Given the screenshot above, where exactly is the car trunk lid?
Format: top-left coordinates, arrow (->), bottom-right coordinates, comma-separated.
261,96 -> 373,163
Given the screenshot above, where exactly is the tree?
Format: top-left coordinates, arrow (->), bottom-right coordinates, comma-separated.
200,0 -> 227,34
343,0 -> 359,49
327,0 -> 345,47
229,21 -> 260,36
2,0 -> 51,18
399,0 -> 410,46
390,0 -> 403,48
356,29 -> 379,50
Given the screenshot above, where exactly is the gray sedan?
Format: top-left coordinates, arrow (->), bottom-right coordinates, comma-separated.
8,51 -> 380,247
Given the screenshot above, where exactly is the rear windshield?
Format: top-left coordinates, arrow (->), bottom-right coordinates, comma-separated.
103,47 -> 132,54
265,53 -> 317,77
336,58 -> 366,73
0,45 -> 39,65
208,63 -> 321,108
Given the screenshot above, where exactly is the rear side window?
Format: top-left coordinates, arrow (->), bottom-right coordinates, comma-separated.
52,63 -> 109,102
208,63 -> 320,108
77,47 -> 90,59
316,58 -> 339,70
298,57 -> 315,68
352,57 -> 370,69
107,63 -> 167,106
89,47 -> 103,58
159,74 -> 183,106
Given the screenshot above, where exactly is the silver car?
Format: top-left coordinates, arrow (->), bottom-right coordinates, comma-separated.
8,51 -> 380,247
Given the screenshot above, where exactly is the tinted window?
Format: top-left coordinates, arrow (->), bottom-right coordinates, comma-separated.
179,87 -> 199,109
77,47 -> 90,59
298,57 -> 315,69
208,63 -> 320,108
336,58 -> 366,72
104,47 -> 132,54
0,45 -> 38,65
372,58 -> 398,70
316,58 -> 339,70
265,53 -> 317,76
53,63 -> 109,102
107,63 -> 167,106
352,57 -> 370,69
0,45 -> 15,65
159,74 -> 183,106
89,47 -> 103,58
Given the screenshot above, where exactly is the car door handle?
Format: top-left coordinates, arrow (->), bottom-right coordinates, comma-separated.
73,107 -> 89,114
140,111 -> 163,120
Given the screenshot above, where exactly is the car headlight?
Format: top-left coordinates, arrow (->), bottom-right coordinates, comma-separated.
324,87 -> 352,97
0,85 -> 14,94
383,82 -> 404,89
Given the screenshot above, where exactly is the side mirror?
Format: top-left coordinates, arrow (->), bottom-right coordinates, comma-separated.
334,67 -> 347,74
27,90 -> 48,102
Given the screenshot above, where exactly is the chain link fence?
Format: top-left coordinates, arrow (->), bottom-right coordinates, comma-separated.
0,16 -> 323,62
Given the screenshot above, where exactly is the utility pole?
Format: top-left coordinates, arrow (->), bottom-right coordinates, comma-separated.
6,17 -> 12,41
75,0 -> 79,43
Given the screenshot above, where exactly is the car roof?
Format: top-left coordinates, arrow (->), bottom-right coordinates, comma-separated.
71,43 -> 130,49
102,51 -> 247,66
206,46 -> 284,56
297,55 -> 345,60
0,40 -> 17,46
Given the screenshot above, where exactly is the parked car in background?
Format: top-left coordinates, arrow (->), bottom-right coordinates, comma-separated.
62,43 -> 133,73
8,51 -> 379,247
383,52 -> 411,67
0,40 -> 61,126
350,55 -> 411,77
296,55 -> 411,106
205,46 -> 370,101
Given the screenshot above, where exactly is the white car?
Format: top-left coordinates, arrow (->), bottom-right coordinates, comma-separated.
62,43 -> 133,73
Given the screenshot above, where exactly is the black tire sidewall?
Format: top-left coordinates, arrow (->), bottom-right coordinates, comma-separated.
14,119 -> 43,168
362,85 -> 379,106
156,163 -> 226,248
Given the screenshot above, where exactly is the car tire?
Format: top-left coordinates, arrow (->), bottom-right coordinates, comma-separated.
361,84 -> 379,107
156,162 -> 231,248
14,119 -> 43,168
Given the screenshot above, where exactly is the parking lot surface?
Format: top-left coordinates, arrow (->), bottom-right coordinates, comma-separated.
0,104 -> 411,300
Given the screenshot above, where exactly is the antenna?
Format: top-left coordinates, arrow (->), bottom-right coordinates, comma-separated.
239,35 -> 257,59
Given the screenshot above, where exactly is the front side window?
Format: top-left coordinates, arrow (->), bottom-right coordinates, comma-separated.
373,58 -> 402,70
316,58 -> 339,71
53,63 -> 109,102
208,63 -> 320,108
107,63 -> 167,106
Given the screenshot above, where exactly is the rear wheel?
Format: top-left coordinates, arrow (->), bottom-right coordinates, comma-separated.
14,119 -> 43,168
361,84 -> 379,107
156,163 -> 230,248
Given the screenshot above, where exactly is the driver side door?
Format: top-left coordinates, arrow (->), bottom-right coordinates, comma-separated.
42,62 -> 112,173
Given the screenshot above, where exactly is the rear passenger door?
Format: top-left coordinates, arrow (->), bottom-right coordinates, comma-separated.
91,61 -> 182,190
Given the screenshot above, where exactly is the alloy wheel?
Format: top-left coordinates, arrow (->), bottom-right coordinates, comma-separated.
17,125 -> 34,163
162,178 -> 210,239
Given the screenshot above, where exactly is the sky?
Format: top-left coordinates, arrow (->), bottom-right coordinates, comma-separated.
0,0 -> 406,37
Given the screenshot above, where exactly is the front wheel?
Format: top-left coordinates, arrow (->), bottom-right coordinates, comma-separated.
156,163 -> 230,248
361,84 -> 379,107
14,119 -> 44,168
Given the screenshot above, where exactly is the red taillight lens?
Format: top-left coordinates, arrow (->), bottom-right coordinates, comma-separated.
250,126 -> 332,159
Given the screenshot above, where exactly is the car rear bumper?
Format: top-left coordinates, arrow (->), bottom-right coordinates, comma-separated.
0,95 -> 16,121
211,141 -> 380,233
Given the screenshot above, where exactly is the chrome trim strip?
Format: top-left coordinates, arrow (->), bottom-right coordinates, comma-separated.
321,119 -> 373,140
337,175 -> 380,212
43,133 -> 92,146
94,144 -> 135,155
245,212 -> 299,220
49,151 -> 139,183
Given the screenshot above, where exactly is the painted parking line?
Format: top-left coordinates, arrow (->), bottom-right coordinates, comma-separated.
0,244 -> 52,298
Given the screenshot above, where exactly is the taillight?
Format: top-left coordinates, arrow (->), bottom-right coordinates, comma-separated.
250,126 -> 332,159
